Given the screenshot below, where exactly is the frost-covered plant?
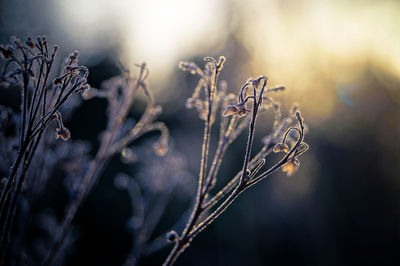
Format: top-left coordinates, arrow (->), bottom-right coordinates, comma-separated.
0,35 -> 308,266
0,102 -> 91,264
162,57 -> 308,265
44,63 -> 169,265
0,36 -> 170,265
0,36 -> 89,263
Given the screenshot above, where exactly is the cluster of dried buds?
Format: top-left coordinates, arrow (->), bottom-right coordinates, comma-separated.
54,111 -> 70,141
272,113 -> 306,176
79,64 -> 169,158
0,35 -> 92,264
42,64 -> 171,266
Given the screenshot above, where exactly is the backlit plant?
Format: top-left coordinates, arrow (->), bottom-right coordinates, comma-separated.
0,36 -> 308,266
162,56 -> 308,265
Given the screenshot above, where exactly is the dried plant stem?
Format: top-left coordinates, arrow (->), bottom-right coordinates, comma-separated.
44,64 -> 167,266
188,88 -> 261,240
0,46 -> 59,257
163,60 -> 222,266
202,145 -> 270,211
165,111 -> 304,266
202,117 -> 237,195
0,131 -> 44,263
163,60 -> 307,265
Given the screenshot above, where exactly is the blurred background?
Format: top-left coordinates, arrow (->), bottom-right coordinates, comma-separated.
1,0 -> 400,265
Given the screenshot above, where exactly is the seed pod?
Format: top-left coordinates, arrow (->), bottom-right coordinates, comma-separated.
223,104 -> 238,116
53,77 -> 63,85
282,157 -> 300,176
153,141 -> 168,156
55,127 -> 71,141
166,231 -> 179,243
273,143 -> 289,153
25,37 -> 35,48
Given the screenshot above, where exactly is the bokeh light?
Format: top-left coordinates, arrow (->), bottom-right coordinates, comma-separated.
52,0 -> 400,123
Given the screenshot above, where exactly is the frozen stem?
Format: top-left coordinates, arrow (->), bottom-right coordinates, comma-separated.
163,57 -> 308,266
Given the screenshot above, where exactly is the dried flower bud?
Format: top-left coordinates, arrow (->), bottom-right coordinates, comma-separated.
223,105 -> 238,116
70,51 -> 79,60
153,141 -> 168,156
282,157 -> 300,176
216,56 -> 226,71
223,102 -> 248,117
185,98 -> 195,109
65,66 -> 73,73
166,231 -> 179,243
55,127 -> 70,141
25,37 -> 35,48
81,88 -> 97,100
65,66 -> 78,74
79,83 -> 90,94
82,84 -> 90,90
53,77 -> 63,85
273,143 -> 289,153
178,61 -> 197,74
178,61 -> 188,69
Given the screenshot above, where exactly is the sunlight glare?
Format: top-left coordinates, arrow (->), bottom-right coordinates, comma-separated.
58,0 -> 225,82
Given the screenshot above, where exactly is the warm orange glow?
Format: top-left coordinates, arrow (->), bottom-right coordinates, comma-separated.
57,0 -> 400,122
238,0 -> 400,122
